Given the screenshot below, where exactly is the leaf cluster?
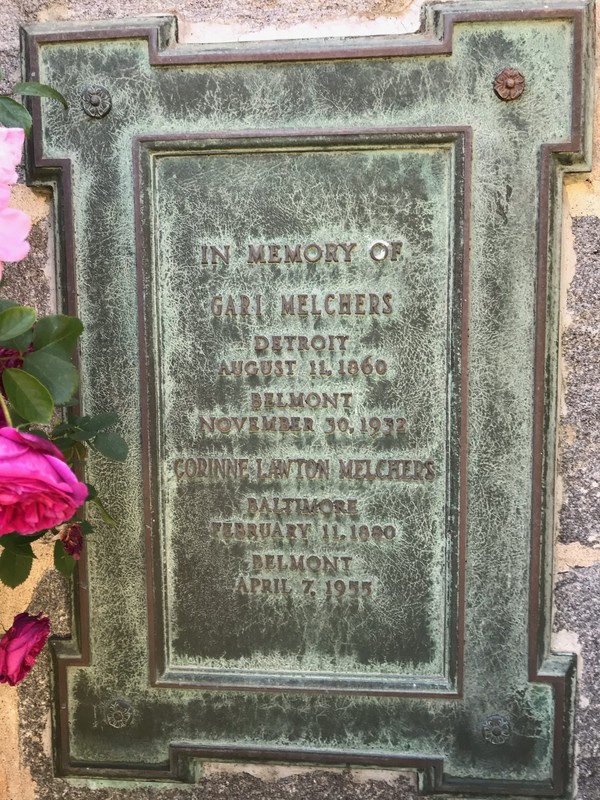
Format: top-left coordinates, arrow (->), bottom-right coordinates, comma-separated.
49,414 -> 128,477
0,301 -> 82,423
0,65 -> 67,134
0,532 -> 42,587
0,303 -> 128,588
0,521 -> 95,586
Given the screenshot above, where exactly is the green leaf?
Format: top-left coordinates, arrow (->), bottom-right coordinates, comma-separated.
53,540 -> 77,576
66,429 -> 91,442
11,410 -> 30,428
23,349 -> 79,405
33,315 -> 83,357
3,368 -> 54,423
24,427 -> 48,440
0,542 -> 34,588
80,412 -> 119,434
51,422 -> 72,435
0,533 -> 39,554
0,299 -> 18,312
79,521 -> 94,536
90,496 -> 117,526
0,306 -> 36,343
51,435 -> 75,453
85,483 -> 98,500
67,414 -> 89,426
93,431 -> 128,462
73,441 -> 88,461
12,82 -> 68,109
0,97 -> 32,133
1,329 -> 34,353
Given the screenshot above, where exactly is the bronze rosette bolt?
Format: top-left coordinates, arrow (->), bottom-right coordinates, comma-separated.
493,68 -> 525,101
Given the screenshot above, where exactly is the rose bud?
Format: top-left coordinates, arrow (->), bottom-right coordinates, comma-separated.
0,612 -> 50,686
60,523 -> 84,560
0,427 -> 88,536
0,346 -> 25,372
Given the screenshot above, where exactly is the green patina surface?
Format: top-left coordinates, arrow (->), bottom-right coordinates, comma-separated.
24,1 -> 593,795
152,139 -> 459,683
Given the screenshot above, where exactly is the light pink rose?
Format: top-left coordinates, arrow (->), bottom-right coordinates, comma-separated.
0,128 -> 25,185
0,612 -> 50,686
0,206 -> 31,264
0,428 -> 88,536
0,128 -> 31,277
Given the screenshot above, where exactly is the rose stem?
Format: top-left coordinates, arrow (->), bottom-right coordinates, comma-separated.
0,393 -> 14,427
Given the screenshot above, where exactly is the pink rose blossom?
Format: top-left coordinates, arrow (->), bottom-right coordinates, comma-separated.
0,612 -> 50,686
0,128 -> 25,185
0,192 -> 31,276
0,128 -> 30,277
0,427 -> 88,536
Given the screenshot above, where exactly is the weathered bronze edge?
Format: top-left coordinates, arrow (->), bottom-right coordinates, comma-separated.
20,3 -> 589,792
58,741 -> 562,797
22,2 -> 590,65
134,126 -> 469,700
132,126 -> 472,698
526,5 -> 589,797
152,678 -> 455,698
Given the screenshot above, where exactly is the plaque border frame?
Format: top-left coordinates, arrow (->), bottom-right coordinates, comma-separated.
134,127 -> 470,697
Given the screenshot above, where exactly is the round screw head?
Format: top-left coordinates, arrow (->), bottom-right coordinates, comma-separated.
105,698 -> 134,728
81,85 -> 112,118
482,713 -> 511,745
494,68 -> 525,101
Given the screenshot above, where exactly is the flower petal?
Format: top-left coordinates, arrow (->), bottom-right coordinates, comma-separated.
0,207 -> 31,263
0,184 -> 10,208
0,427 -> 88,536
0,612 -> 50,686
0,128 -> 25,185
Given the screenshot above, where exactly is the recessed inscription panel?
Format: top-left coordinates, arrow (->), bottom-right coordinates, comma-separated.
140,132 -> 467,691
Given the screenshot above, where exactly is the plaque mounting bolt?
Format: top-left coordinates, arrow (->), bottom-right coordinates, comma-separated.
105,698 -> 134,728
493,68 -> 525,101
81,85 -> 112,118
482,714 -> 511,745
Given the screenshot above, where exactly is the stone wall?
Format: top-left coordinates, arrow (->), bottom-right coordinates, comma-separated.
1,0 -> 599,798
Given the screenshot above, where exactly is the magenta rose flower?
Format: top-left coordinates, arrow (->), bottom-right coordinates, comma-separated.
0,427 -> 88,536
0,612 -> 50,686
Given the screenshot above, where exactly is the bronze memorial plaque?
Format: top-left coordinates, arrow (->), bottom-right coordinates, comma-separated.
23,1 -> 593,795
